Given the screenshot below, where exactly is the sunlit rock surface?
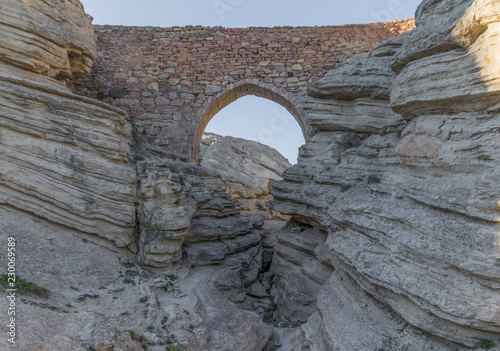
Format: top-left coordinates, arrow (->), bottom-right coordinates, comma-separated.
271,0 -> 500,349
0,0 -> 96,79
0,0 -> 138,249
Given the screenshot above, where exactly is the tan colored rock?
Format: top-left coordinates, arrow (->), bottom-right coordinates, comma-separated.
199,133 -> 291,213
0,65 -> 137,249
0,0 -> 96,80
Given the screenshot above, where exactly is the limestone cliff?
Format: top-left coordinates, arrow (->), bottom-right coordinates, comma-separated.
0,0 -> 96,80
271,0 -> 500,349
0,0 -> 138,251
136,133 -> 290,268
1,0 -> 500,350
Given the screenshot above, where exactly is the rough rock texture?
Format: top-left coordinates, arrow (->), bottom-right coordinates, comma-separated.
0,0 -> 138,249
271,0 -> 500,349
0,206 -> 272,351
272,220 -> 333,323
136,133 -> 290,268
199,133 -> 291,213
0,0 -> 96,80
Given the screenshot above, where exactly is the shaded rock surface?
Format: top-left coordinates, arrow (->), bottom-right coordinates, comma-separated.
270,0 -> 500,349
137,133 -> 290,268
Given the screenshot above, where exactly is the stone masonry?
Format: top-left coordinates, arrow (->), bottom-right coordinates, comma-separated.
75,20 -> 414,162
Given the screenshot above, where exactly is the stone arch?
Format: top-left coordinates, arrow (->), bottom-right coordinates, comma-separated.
193,79 -> 312,164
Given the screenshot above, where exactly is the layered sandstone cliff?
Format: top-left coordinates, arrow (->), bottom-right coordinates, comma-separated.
1,0 -> 499,350
0,0 -> 138,250
271,0 -> 500,349
136,133 -> 290,268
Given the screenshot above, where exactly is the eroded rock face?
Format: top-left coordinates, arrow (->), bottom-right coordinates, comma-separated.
0,206 -> 272,351
0,0 -> 138,250
0,0 -> 96,80
199,133 -> 291,214
136,133 -> 290,268
271,0 -> 500,349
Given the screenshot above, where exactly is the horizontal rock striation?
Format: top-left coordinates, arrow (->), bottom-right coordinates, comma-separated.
137,133 -> 290,268
0,0 -> 138,249
271,0 -> 500,349
0,0 -> 96,79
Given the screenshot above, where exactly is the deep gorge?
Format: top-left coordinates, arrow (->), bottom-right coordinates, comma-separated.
0,0 -> 499,350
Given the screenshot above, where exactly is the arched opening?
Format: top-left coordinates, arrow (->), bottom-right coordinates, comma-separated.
204,96 -> 305,164
193,80 -> 311,164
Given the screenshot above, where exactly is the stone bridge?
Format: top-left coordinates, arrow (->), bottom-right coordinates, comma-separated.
76,20 -> 414,162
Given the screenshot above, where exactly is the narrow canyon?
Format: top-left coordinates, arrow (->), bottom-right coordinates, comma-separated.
0,0 -> 499,350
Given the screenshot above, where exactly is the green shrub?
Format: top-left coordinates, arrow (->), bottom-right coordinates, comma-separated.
0,273 -> 49,298
480,340 -> 492,349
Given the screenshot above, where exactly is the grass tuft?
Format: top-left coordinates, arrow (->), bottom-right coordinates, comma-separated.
0,273 -> 49,298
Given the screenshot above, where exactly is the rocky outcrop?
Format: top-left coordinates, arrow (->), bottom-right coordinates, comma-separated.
272,220 -> 333,323
0,205 -> 272,351
0,0 -> 138,249
0,0 -> 96,80
271,0 -> 500,349
199,133 -> 291,214
137,133 -> 290,268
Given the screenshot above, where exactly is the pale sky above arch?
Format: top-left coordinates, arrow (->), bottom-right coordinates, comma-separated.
80,0 -> 422,163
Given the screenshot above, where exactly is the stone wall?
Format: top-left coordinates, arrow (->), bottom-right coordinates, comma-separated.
74,20 -> 414,161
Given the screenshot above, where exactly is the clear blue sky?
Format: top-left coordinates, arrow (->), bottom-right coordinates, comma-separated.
80,0 -> 421,163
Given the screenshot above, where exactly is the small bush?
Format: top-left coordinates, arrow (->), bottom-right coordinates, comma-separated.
126,329 -> 144,343
480,340 -> 492,349
0,273 -> 49,298
165,346 -> 184,351
97,91 -> 106,100
165,274 -> 177,282
368,175 -> 381,184
77,294 -> 100,302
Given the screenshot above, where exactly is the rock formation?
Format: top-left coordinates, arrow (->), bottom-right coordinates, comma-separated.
1,0 -> 96,80
271,0 -> 500,349
136,133 -> 290,269
1,0 -> 499,350
0,0 -> 138,249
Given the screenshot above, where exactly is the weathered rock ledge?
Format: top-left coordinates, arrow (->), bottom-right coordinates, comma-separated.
270,0 -> 500,349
